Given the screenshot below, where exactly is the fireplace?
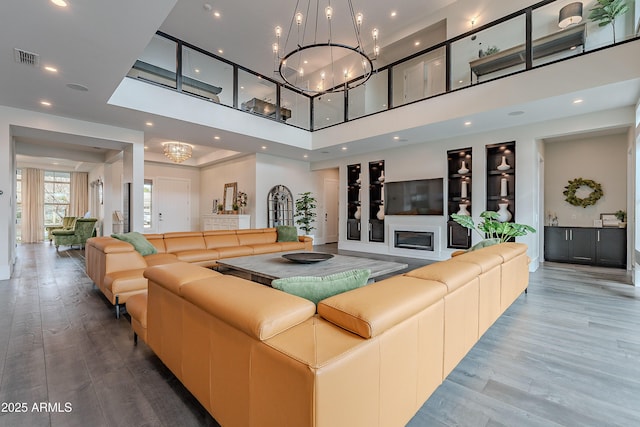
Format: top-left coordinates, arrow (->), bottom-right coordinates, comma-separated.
394,230 -> 434,251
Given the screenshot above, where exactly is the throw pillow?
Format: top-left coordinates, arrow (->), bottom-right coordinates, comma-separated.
276,225 -> 298,242
469,238 -> 501,251
272,269 -> 371,305
111,232 -> 157,256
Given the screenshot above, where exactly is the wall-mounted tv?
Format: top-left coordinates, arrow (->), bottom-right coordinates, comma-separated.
384,178 -> 444,216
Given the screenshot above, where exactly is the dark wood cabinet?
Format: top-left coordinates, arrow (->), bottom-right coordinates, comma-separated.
544,226 -> 626,268
347,164 -> 361,241
369,160 -> 385,243
447,148 -> 472,249
486,142 -> 515,221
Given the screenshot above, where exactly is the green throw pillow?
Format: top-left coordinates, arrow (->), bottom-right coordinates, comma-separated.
272,269 -> 371,305
469,238 -> 501,252
111,232 -> 157,256
276,225 -> 299,242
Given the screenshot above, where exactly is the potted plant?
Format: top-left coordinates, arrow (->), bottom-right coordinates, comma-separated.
451,211 -> 536,247
295,192 -> 317,238
589,0 -> 630,43
217,203 -> 224,214
232,203 -> 239,214
615,210 -> 627,227
236,191 -> 248,214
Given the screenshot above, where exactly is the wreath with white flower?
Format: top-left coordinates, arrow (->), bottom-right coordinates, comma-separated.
563,178 -> 603,208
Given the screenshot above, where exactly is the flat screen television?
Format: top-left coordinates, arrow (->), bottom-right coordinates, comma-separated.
384,178 -> 444,216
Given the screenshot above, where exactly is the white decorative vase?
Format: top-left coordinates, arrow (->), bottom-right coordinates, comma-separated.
356,173 -> 362,184
458,160 -> 469,175
461,180 -> 468,199
500,178 -> 508,197
497,156 -> 510,171
378,170 -> 385,183
457,203 -> 470,216
354,206 -> 361,220
377,205 -> 385,220
496,203 -> 512,222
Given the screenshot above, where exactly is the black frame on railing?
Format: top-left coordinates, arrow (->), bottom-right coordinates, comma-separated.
128,0 -> 638,132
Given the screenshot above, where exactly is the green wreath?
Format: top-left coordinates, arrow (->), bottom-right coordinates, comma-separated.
563,178 -> 603,208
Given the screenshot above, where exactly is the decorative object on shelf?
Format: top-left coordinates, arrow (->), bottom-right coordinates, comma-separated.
354,206 -> 361,220
479,45 -> 500,58
356,173 -> 362,184
500,178 -> 508,197
461,180 -> 468,199
451,210 -> 536,243
559,2 -> 583,28
458,160 -> 469,175
376,205 -> 385,220
457,203 -> 470,216
497,155 -> 510,171
223,182 -> 238,213
272,0 -> 379,94
563,177 -> 603,208
295,191 -> 317,236
162,141 -> 193,163
496,203 -> 512,222
601,213 -> 619,227
588,0 -> 629,43
282,252 -> 334,264
615,210 -> 627,227
378,170 -> 385,183
236,191 -> 248,214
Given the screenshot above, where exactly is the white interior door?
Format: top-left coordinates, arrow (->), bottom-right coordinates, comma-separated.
324,178 -> 339,243
156,177 -> 191,233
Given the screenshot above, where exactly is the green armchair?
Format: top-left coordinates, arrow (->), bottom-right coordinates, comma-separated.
52,218 -> 97,251
46,216 -> 77,243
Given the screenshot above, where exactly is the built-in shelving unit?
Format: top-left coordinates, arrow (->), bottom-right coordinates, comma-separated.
347,163 -> 362,241
447,148 -> 472,249
486,141 -> 516,223
369,160 -> 385,243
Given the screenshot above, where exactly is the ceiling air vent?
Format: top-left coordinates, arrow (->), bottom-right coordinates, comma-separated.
14,48 -> 40,67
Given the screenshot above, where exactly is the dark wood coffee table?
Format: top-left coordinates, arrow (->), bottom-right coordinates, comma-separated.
216,251 -> 408,285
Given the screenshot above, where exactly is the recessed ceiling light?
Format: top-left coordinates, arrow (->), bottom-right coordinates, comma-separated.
303,154 -> 309,158
213,136 -> 220,140
390,11 -> 397,17
145,121 -> 153,126
144,146 -> 149,150
414,41 -> 421,47
458,80 -> 464,83
341,147 -> 347,151
44,66 -> 58,73
261,145 -> 267,150
214,11 -> 221,18
40,100 -> 52,106
393,136 -> 400,140
573,99 -> 583,104
464,121 -> 472,126
218,49 -> 224,54
52,162 -> 59,165
51,0 -> 68,7
194,68 -> 200,73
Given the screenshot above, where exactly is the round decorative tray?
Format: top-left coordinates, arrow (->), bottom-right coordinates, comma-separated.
282,252 -> 334,264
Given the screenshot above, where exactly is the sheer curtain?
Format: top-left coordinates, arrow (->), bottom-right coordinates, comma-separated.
21,168 -> 45,243
70,172 -> 88,216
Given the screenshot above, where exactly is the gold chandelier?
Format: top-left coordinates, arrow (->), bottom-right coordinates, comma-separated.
162,141 -> 193,163
273,0 -> 379,94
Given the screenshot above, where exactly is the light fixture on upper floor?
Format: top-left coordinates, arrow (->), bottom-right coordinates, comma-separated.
272,0 -> 379,95
162,141 -> 193,163
558,2 -> 583,29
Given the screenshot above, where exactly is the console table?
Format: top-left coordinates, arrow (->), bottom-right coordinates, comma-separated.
544,226 -> 626,268
470,23 -> 586,82
202,214 -> 250,231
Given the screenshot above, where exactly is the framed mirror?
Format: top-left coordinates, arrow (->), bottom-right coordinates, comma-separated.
223,182 -> 237,213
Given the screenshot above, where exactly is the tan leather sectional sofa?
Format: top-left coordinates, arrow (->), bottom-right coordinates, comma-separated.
85,228 -> 312,317
126,242 -> 529,427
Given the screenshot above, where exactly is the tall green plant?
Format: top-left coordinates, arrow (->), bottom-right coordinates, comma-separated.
295,192 -> 317,235
451,211 -> 536,243
589,0 -> 630,43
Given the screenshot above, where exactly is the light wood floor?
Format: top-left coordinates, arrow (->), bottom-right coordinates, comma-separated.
1,243 -> 639,426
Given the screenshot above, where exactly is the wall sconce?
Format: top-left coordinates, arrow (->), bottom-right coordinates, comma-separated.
558,2 -> 583,29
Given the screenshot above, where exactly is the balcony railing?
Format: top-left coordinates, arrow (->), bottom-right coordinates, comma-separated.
127,0 -> 639,132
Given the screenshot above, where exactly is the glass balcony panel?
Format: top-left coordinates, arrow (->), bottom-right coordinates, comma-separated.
238,70 -> 283,121
128,34 -> 177,89
281,87 -> 310,130
182,46 -> 233,106
531,1 -> 587,68
313,93 -> 345,130
391,48 -> 446,107
451,15 -> 526,87
348,70 -> 389,121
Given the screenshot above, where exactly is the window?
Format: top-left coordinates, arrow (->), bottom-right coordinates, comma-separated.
44,171 -> 71,226
144,179 -> 153,229
16,169 -> 22,242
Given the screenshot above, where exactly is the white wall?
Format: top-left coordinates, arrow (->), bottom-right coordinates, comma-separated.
544,134 -> 628,227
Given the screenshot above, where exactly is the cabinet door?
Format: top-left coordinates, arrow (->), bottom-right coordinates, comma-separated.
596,228 -> 626,268
544,227 -> 570,262
568,228 -> 595,264
347,219 -> 360,240
448,221 -> 471,249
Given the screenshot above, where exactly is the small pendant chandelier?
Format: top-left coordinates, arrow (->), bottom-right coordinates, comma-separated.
162,141 -> 193,163
272,0 -> 379,95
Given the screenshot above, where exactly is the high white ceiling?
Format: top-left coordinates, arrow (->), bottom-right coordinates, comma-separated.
1,0 -> 639,171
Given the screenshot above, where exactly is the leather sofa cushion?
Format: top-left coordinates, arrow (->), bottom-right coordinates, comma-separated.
451,249 -> 503,272
87,236 -> 134,253
126,292 -> 148,328
144,253 -> 180,266
144,262 -> 222,295
278,241 -> 307,251
174,249 -> 220,263
236,230 -> 275,245
163,232 -> 206,252
204,233 -> 240,249
216,246 -> 253,258
404,261 -> 481,292
478,242 -> 527,262
249,243 -> 283,254
144,234 -> 167,253
318,276 -> 447,338
104,268 -> 148,294
181,275 -> 315,340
